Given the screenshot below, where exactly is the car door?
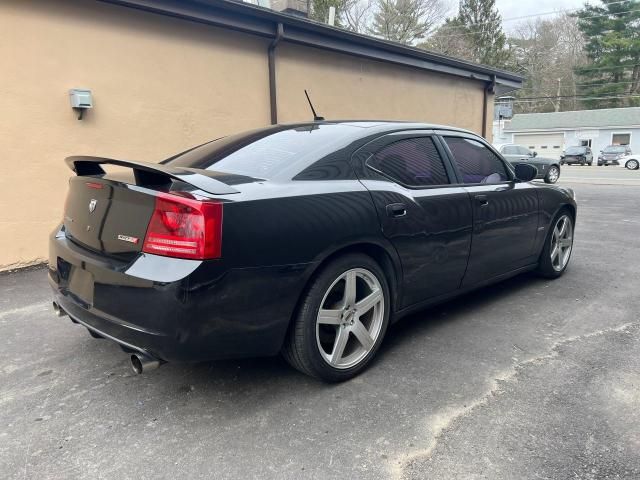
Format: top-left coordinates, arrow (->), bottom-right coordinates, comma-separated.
518,146 -> 549,178
352,131 -> 473,308
440,133 -> 541,287
500,145 -> 524,164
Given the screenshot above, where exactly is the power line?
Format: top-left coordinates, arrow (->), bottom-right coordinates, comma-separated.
512,92 -> 639,100
433,0 -> 634,34
508,94 -> 640,103
427,6 -> 640,41
515,81 -> 639,94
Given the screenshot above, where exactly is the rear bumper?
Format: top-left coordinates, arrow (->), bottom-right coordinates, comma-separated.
49,226 -> 313,362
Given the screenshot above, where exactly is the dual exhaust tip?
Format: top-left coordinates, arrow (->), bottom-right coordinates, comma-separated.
53,301 -> 161,375
130,353 -> 161,374
52,301 -> 67,317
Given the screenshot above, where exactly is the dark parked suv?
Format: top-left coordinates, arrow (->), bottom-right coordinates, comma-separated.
560,146 -> 593,166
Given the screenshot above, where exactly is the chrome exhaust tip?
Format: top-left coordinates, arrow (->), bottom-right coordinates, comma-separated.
52,301 -> 67,317
130,353 -> 161,374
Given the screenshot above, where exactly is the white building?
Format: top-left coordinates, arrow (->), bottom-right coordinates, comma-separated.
493,107 -> 640,159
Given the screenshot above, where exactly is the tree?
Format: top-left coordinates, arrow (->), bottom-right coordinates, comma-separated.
370,0 -> 447,44
574,0 -> 640,109
343,0 -> 375,33
420,0 -> 511,68
509,14 -> 587,113
310,0 -> 348,27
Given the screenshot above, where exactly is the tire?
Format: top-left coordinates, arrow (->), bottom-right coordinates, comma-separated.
588,162 -> 593,166
536,209 -> 574,279
625,159 -> 639,170
282,253 -> 391,382
544,165 -> 560,184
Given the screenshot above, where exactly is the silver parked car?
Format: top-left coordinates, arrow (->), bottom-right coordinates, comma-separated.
494,144 -> 561,184
597,145 -> 633,166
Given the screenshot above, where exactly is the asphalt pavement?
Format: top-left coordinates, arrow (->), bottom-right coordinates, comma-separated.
1,168 -> 639,479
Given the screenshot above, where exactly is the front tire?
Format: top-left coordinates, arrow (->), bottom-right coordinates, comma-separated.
536,210 -> 574,278
544,165 -> 560,184
625,159 -> 639,170
282,253 -> 390,382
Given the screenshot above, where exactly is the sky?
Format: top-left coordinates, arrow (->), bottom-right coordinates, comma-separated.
494,0 -> 588,32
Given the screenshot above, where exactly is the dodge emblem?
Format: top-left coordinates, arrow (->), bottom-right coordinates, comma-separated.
89,199 -> 97,213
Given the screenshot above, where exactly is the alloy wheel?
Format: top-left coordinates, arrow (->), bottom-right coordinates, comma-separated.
550,215 -> 573,272
547,166 -> 559,183
315,268 -> 385,369
626,160 -> 639,170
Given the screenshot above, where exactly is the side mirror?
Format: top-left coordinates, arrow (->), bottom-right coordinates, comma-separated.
532,151 -> 538,157
514,163 -> 537,182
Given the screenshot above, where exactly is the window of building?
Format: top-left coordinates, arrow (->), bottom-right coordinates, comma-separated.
612,133 -> 631,145
367,137 -> 450,187
444,137 -> 510,184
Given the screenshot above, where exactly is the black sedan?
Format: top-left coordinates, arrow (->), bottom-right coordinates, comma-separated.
494,144 -> 561,183
50,122 -> 577,382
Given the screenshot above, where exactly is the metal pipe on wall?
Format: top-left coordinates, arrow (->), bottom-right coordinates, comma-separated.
482,74 -> 496,138
268,22 -> 284,125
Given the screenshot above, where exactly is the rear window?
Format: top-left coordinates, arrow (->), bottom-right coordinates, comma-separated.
603,146 -> 626,153
164,124 -> 356,179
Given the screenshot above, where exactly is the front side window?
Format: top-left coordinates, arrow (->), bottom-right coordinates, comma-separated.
444,137 -> 510,184
368,137 -> 449,187
502,145 -> 519,155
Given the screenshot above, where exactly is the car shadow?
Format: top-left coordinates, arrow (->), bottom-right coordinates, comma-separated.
143,271 -> 546,393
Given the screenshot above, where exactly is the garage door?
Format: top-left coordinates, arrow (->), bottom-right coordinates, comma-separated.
514,133 -> 565,159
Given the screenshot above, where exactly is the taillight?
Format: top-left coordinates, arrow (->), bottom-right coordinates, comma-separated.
142,192 -> 223,260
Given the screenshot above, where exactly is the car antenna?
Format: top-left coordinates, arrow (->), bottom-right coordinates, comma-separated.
304,90 -> 324,121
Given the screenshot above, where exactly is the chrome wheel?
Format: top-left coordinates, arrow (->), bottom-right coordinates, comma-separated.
550,215 -> 573,272
546,166 -> 560,183
626,159 -> 639,170
316,268 -> 384,369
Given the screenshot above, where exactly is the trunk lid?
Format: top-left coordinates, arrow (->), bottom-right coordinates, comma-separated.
64,177 -> 155,257
63,156 -> 239,257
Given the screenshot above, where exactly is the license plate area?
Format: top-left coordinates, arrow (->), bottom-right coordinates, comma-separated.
68,266 -> 94,306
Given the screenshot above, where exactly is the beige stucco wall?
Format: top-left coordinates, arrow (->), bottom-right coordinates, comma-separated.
277,43 -> 489,134
0,0 -> 271,268
0,0 -> 493,269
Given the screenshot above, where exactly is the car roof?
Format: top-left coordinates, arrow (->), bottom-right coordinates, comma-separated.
280,120 -> 478,137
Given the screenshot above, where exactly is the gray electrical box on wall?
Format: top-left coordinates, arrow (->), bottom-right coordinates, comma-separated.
69,89 -> 92,119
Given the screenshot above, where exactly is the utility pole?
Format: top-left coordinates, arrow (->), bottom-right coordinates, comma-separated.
555,78 -> 562,112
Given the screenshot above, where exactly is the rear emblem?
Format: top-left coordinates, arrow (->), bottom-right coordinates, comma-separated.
117,234 -> 139,244
88,199 -> 97,213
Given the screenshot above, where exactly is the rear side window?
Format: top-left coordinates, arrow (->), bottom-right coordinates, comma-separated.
444,137 -> 510,184
517,146 -> 531,155
367,137 -> 450,187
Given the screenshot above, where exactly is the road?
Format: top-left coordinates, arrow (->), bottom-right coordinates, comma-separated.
1,172 -> 639,479
557,164 -> 640,186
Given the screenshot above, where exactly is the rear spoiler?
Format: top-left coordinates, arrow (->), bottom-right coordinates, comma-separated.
65,156 -> 238,195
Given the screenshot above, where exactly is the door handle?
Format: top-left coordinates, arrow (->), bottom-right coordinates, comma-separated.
386,203 -> 407,218
475,194 -> 489,206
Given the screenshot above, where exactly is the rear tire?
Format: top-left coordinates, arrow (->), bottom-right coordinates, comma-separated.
625,159 -> 639,170
536,209 -> 574,279
282,253 -> 390,382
